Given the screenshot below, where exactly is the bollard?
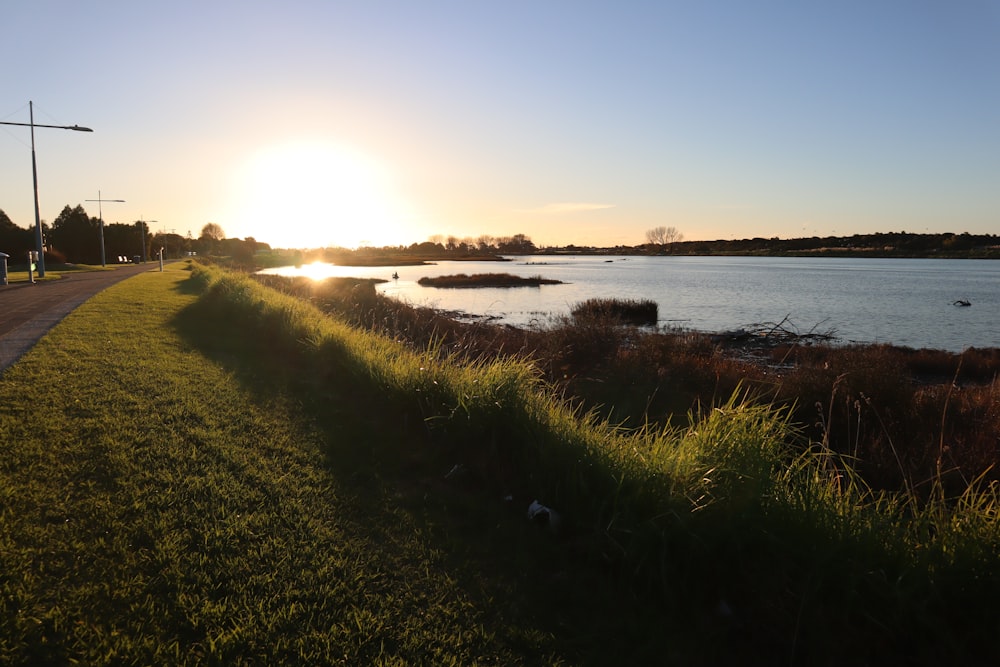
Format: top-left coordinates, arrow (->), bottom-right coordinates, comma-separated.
0,252 -> 8,285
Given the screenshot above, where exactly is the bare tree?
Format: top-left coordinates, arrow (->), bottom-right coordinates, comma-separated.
645,226 -> 683,247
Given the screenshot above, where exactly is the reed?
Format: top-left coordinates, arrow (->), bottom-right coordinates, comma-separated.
417,272 -> 562,288
570,296 -> 658,325
253,273 -> 1000,495
240,266 -> 1000,662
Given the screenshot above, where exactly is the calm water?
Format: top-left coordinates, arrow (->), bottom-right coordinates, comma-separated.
260,256 -> 1000,352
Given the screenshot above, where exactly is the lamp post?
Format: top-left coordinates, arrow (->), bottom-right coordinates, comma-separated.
138,219 -> 156,263
85,191 -> 125,267
0,101 -> 92,278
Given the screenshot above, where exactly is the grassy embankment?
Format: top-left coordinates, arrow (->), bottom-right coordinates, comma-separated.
2,262 -> 999,664
263,274 -> 999,495
2,262 -> 115,284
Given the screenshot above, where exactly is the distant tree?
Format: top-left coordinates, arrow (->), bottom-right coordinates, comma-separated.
645,226 -> 683,247
201,222 -> 225,241
105,222 -> 143,262
0,208 -> 14,230
0,208 -> 33,257
496,233 -> 536,254
197,222 -> 225,255
49,205 -> 99,263
218,236 -> 258,266
150,231 -> 190,259
135,221 -> 154,261
409,240 -> 444,254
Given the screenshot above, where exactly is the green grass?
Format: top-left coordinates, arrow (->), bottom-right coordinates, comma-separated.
0,263 -> 684,664
3,262 -> 117,284
2,262 -> 999,664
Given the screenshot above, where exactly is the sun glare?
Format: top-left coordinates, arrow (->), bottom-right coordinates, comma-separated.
230,141 -> 412,249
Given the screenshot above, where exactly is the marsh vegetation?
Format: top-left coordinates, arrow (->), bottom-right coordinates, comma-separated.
1,263 -> 997,664
417,272 -> 563,288
256,273 -> 1000,496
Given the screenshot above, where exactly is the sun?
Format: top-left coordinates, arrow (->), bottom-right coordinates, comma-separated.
229,140 -> 412,249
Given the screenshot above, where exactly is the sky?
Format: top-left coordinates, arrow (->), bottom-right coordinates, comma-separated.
1,1 -> 997,250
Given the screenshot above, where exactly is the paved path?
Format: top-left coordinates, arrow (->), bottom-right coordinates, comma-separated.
0,262 -> 163,374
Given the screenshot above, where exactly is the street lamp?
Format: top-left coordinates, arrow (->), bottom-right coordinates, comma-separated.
138,219 -> 156,263
85,190 -> 125,267
0,101 -> 92,278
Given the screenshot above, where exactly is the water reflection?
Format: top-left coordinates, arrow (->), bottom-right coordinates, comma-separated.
259,256 -> 1000,352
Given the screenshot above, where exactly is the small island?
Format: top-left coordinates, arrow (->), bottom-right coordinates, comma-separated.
417,273 -> 563,288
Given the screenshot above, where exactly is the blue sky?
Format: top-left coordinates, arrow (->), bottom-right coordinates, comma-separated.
1,1 -> 997,249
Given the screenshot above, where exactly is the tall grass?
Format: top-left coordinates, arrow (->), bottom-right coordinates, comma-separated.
256,273 -> 1000,497
571,297 -> 658,325
226,265 -> 1000,662
6,260 -> 990,662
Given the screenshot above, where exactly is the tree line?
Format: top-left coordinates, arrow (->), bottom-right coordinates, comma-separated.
327,233 -> 538,260
0,206 -> 268,265
417,233 -> 537,255
656,231 -> 1000,258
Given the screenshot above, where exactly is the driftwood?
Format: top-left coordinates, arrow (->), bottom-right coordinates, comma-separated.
711,315 -> 837,347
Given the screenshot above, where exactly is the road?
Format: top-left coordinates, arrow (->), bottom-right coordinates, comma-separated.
0,262 -> 161,374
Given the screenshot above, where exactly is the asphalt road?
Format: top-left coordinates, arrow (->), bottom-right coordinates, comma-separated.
0,262 -> 161,374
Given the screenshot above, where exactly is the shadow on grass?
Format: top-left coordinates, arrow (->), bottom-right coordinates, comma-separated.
169,293 -> 703,665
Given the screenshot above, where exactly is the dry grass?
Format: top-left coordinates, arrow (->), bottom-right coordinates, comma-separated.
570,297 -> 658,326
253,274 -> 1000,496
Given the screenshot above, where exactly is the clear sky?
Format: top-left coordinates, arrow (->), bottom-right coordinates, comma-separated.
1,1 -> 997,249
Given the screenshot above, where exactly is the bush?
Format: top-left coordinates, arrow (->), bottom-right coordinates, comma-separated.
571,297 -> 658,325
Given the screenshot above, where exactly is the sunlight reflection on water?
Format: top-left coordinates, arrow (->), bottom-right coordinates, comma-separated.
259,256 -> 1000,352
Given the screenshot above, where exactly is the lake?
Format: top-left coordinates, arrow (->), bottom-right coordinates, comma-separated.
259,255 -> 1000,353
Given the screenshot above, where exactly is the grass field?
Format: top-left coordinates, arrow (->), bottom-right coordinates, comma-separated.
3,262 -> 116,284
2,261 -> 998,665
0,263 -> 682,664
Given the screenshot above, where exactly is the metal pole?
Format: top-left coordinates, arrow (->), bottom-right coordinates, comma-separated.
98,191 -> 105,266
86,191 -> 125,267
0,103 -> 92,279
29,102 -> 45,278
137,219 -> 156,263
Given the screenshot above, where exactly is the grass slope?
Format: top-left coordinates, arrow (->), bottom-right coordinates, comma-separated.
1,262 -> 998,665
0,263 -> 680,664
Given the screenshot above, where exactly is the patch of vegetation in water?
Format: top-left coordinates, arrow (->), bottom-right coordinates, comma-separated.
571,297 -> 658,326
418,272 -> 563,288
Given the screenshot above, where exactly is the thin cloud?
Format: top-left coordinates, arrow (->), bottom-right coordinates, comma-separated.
524,202 -> 616,215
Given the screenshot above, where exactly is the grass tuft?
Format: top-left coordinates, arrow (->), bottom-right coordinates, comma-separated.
570,297 -> 658,325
